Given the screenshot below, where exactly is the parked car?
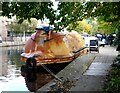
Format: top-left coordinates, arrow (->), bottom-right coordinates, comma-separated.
0,36 -> 2,43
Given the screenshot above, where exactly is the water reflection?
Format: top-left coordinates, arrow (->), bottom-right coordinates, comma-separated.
0,46 -> 23,77
0,46 -> 69,92
21,62 -> 69,92
22,69 -> 53,92
0,46 -> 28,92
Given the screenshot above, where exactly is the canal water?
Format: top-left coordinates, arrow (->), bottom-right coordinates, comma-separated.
0,46 -> 55,92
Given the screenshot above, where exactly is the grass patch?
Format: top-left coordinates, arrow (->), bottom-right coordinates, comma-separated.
104,55 -> 120,92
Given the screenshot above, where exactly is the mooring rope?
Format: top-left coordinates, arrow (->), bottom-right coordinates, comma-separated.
41,64 -> 62,82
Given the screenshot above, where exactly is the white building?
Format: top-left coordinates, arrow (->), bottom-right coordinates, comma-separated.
0,16 -> 7,38
0,16 -> 16,40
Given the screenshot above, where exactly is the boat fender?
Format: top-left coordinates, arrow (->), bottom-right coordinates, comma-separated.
25,57 -> 36,72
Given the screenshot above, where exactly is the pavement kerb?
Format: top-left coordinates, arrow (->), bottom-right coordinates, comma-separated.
38,53 -> 96,91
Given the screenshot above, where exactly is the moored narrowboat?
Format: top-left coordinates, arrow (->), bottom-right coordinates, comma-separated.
21,26 -> 88,70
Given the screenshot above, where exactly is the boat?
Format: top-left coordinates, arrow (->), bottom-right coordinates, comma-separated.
20,26 -> 88,71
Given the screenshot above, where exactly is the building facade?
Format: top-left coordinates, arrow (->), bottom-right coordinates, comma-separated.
0,16 -> 16,41
0,16 -> 7,38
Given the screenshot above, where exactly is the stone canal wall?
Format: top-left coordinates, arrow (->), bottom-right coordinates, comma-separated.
0,37 -> 30,47
38,53 -> 95,91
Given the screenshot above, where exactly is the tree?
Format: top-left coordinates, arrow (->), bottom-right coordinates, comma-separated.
57,2 -> 120,45
7,18 -> 37,36
2,2 -> 56,25
97,21 -> 116,34
2,2 -> 120,38
78,20 -> 92,34
56,2 -> 84,30
84,2 -> 120,45
8,22 -> 22,36
67,19 -> 92,34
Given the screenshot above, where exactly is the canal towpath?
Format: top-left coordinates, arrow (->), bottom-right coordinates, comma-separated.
70,45 -> 118,91
38,45 -> 118,92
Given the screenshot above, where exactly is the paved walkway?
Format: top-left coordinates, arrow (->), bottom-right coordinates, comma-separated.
70,45 -> 118,91
38,45 -> 118,92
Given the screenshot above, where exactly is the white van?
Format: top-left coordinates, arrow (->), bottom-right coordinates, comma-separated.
84,36 -> 98,47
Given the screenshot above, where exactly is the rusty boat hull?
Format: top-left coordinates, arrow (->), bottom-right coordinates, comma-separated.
21,47 -> 87,67
21,27 -> 88,69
